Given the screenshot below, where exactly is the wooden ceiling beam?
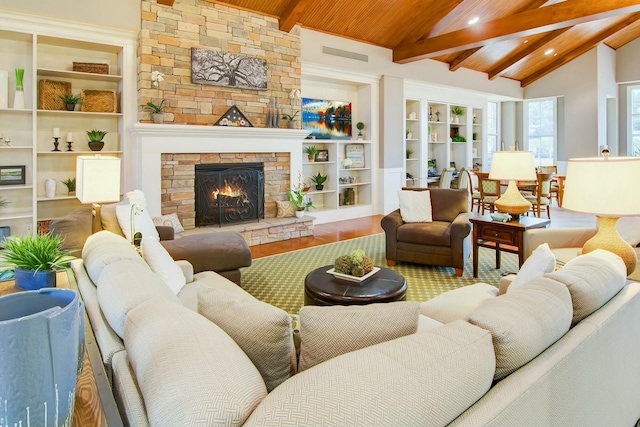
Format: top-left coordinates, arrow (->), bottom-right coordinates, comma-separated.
279,0 -> 312,32
521,12 -> 640,87
393,0 -> 640,63
488,28 -> 569,80
448,0 -> 550,72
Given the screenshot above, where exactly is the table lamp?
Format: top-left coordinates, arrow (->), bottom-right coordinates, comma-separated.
488,150 -> 537,218
76,155 -> 121,232
562,156 -> 640,275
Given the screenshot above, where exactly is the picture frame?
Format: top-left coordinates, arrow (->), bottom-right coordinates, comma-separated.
315,150 -> 329,162
302,98 -> 352,139
345,144 -> 365,168
0,165 -> 25,185
191,48 -> 267,90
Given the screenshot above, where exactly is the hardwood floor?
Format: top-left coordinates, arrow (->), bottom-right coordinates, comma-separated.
250,205 -> 597,260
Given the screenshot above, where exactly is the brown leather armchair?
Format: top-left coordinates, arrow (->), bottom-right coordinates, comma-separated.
381,188 -> 473,277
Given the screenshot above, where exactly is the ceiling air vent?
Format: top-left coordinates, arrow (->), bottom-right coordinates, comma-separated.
322,46 -> 368,62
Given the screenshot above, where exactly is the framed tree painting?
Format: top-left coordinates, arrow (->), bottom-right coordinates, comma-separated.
191,48 -> 267,90
301,98 -> 352,139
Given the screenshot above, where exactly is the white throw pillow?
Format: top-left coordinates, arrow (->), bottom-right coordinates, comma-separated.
398,190 -> 433,223
116,203 -> 160,242
152,213 -> 184,234
140,236 -> 186,295
508,243 -> 556,292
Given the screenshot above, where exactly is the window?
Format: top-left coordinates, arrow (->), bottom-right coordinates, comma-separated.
628,86 -> 640,156
525,98 -> 556,167
486,101 -> 499,170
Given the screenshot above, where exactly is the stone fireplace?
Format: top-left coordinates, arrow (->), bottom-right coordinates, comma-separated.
128,124 -> 310,230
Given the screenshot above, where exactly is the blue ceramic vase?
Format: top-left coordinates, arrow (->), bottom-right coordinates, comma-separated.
0,288 -> 85,427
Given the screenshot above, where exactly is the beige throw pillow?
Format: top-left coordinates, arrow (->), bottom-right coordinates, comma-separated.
465,277 -> 572,380
398,190 -> 433,223
276,200 -> 295,218
298,301 -> 419,371
508,243 -> 556,292
152,213 -> 184,233
197,282 -> 294,392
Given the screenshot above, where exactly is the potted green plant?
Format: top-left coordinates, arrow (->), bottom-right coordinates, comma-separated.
452,135 -> 466,142
310,172 -> 328,190
0,232 -> 75,290
406,148 -> 414,159
356,122 -> 365,140
147,99 -> 166,123
282,110 -> 299,129
473,131 -> 478,141
451,106 -> 464,123
86,128 -> 108,151
287,187 -> 314,217
304,145 -> 318,162
61,177 -> 76,196
58,93 -> 82,111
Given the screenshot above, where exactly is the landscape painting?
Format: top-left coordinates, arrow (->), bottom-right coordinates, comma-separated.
191,48 -> 268,90
302,98 -> 352,139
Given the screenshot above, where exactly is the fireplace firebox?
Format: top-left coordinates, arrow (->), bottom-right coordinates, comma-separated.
195,163 -> 264,227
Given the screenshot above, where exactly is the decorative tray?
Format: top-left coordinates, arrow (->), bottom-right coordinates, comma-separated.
326,267 -> 380,283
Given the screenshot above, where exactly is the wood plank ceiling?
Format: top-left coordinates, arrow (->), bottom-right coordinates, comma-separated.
207,0 -> 640,87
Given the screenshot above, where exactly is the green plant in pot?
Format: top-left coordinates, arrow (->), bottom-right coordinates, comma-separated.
282,110 -> 299,129
356,122 -> 365,139
287,187 -> 315,217
304,145 -> 318,162
86,129 -> 108,151
61,177 -> 76,196
406,148 -> 414,159
451,106 -> 464,123
58,93 -> 82,111
310,172 -> 328,190
0,232 -> 75,290
147,99 -> 166,123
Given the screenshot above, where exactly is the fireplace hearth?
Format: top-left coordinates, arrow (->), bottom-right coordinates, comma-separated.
195,163 -> 264,227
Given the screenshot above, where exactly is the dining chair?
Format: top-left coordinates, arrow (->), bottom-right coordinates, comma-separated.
522,172 -> 553,218
538,165 -> 560,205
477,172 -> 500,214
467,170 -> 481,213
431,168 -> 454,189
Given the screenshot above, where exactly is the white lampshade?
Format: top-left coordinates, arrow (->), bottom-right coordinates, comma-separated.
563,157 -> 640,216
489,151 -> 537,181
76,156 -> 121,204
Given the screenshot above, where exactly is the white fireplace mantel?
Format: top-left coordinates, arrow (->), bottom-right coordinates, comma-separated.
128,123 -> 310,217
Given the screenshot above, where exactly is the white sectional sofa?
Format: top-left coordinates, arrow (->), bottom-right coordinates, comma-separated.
73,230 -> 640,427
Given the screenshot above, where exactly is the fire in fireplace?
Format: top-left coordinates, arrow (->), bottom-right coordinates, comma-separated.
195,163 -> 264,226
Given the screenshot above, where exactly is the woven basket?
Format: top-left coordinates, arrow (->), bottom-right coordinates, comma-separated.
73,62 -> 109,75
81,89 -> 117,113
38,80 -> 72,110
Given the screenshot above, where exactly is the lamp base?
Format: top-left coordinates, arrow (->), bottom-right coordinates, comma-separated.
582,216 -> 638,276
494,180 -> 532,216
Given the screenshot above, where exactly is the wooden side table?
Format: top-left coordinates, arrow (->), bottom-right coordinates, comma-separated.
470,216 -> 551,278
0,271 -> 123,427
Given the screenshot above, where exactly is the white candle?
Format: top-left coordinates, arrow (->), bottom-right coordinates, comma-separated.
53,128 -> 60,138
66,132 -> 73,142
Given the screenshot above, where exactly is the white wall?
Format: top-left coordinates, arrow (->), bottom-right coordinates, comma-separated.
597,44 -> 618,155
525,49 -> 600,159
616,38 -> 640,84
0,0 -> 140,31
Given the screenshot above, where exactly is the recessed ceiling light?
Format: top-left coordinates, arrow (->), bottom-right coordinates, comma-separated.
545,49 -> 554,55
524,40 -> 529,44
468,17 -> 479,25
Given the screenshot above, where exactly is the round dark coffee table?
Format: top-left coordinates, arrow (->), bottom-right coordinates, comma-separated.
304,265 -> 407,306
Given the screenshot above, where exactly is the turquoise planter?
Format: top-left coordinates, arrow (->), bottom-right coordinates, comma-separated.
0,288 -> 84,427
14,267 -> 56,290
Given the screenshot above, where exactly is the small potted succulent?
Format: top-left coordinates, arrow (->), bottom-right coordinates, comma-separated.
406,148 -> 414,159
451,106 -> 464,124
86,129 -> 108,151
61,177 -> 76,196
304,145 -> 318,162
58,93 -> 82,111
282,110 -> 299,129
310,172 -> 328,190
147,99 -> 166,123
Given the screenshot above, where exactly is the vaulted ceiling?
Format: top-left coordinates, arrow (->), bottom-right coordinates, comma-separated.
206,0 -> 640,87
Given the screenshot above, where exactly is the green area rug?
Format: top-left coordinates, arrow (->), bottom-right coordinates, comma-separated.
241,234 -> 519,314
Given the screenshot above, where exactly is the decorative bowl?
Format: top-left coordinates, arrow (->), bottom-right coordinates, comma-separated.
490,212 -> 512,222
326,267 -> 380,283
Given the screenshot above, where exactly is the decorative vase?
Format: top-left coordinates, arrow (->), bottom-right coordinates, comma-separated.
14,267 -> 56,290
308,155 -> 314,162
88,141 -> 104,151
13,68 -> 24,110
295,210 -> 304,218
0,288 -> 85,427
45,178 -> 56,198
152,113 -> 164,124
